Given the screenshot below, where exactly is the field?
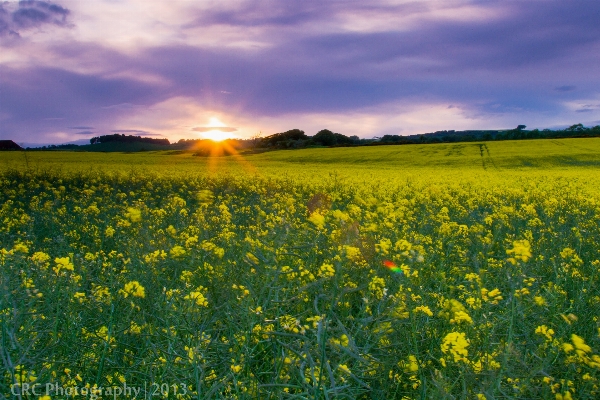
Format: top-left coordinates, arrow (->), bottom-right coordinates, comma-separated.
1,138 -> 600,399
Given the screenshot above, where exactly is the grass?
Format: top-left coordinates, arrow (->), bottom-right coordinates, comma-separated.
1,138 -> 599,399
5,137 -> 600,176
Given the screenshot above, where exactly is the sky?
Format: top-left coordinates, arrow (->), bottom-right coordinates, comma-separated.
1,0 -> 600,145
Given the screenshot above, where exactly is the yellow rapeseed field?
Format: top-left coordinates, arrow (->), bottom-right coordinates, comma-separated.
1,139 -> 599,398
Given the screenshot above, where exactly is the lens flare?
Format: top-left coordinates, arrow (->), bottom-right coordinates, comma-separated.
383,260 -> 403,274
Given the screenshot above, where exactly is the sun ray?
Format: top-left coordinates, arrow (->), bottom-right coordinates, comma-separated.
190,139 -> 257,176
202,129 -> 231,141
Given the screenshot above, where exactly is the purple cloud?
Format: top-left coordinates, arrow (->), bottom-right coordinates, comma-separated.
110,130 -> 164,137
0,0 -> 70,37
555,86 -> 576,92
192,126 -> 238,133
111,129 -> 148,133
2,0 -> 600,143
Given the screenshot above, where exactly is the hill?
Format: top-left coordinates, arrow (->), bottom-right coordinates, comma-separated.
0,140 -> 23,150
3,137 -> 600,178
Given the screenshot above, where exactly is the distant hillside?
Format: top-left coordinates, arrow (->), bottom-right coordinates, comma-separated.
79,142 -> 173,152
90,134 -> 170,146
23,123 -> 600,152
29,134 -> 175,152
379,124 -> 600,144
0,140 -> 23,150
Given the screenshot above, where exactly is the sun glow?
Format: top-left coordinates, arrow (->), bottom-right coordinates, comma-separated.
200,117 -> 235,141
202,130 -> 230,141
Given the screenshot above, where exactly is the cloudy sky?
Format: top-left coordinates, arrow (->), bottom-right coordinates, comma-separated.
1,0 -> 599,144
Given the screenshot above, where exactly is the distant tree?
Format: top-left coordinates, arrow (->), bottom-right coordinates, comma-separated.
89,134 -> 170,146
566,123 -> 585,132
380,135 -> 403,143
313,129 -> 337,146
507,125 -> 527,140
526,129 -> 540,139
263,129 -> 308,147
333,133 -> 354,145
250,131 -> 263,148
311,129 -> 355,146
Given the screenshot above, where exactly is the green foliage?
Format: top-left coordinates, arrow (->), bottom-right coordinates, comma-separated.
90,134 -> 170,146
1,140 -> 600,398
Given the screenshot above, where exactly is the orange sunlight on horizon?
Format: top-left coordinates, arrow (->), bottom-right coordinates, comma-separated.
189,130 -> 257,175
201,130 -> 232,142
200,117 -> 236,141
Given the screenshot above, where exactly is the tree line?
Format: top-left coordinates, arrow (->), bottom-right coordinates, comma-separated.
378,124 -> 600,145
235,124 -> 600,149
89,134 -> 170,145
25,123 -> 600,151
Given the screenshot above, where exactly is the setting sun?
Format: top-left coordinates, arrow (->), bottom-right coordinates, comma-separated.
202,129 -> 230,141
193,117 -> 237,141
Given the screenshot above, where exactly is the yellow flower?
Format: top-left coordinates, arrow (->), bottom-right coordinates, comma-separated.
120,281 -> 145,298
245,252 -> 259,265
556,392 -> 573,400
144,250 -> 167,263
440,299 -> 472,324
514,288 -> 530,297
166,225 -> 177,236
562,343 -> 574,353
31,251 -> 50,265
471,353 -> 500,372
318,263 -> 335,278
128,321 -> 143,334
92,284 -> 111,303
308,211 -> 325,229
184,290 -> 208,307
339,334 -> 349,347
342,245 -> 362,261
441,331 -> 469,363
338,364 -> 351,375
534,296 -> 546,306
170,245 -> 186,259
330,334 -> 350,347
535,325 -> 555,341
13,243 -> 29,254
375,238 -> 392,255
306,315 -> 322,329
368,276 -> 387,299
53,257 -> 74,274
73,292 -> 86,303
450,310 -> 473,324
125,207 -> 142,223
506,239 -> 532,265
571,334 -> 591,354
413,305 -> 433,317
560,313 -> 578,325
482,288 -> 503,304
105,226 -> 115,237
400,355 -> 419,373
279,315 -> 301,333
197,189 -> 214,204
